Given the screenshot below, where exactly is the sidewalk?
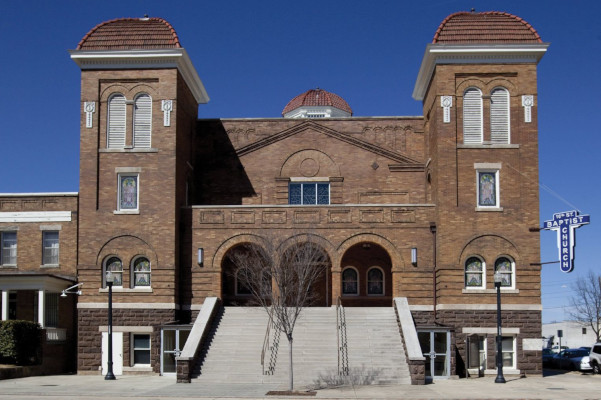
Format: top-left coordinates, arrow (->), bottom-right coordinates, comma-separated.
0,371 -> 598,399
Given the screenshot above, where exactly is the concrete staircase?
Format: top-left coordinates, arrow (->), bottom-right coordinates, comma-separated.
343,307 -> 411,385
192,307 -> 275,383
192,306 -> 410,387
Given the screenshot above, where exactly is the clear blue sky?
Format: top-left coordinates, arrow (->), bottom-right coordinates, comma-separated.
1,0 -> 599,323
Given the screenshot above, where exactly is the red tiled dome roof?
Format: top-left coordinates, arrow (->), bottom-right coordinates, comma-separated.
433,11 -> 542,44
282,88 -> 352,116
77,17 -> 181,50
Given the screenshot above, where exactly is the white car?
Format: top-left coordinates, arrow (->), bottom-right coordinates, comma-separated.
589,343 -> 601,374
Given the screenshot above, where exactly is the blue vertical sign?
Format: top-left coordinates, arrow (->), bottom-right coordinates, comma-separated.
543,210 -> 590,273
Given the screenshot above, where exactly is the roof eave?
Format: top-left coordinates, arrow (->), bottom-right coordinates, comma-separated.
412,42 -> 550,101
69,48 -> 209,104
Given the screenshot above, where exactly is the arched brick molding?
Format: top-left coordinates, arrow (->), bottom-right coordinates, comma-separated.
279,149 -> 341,178
337,233 -> 404,272
212,233 -> 271,270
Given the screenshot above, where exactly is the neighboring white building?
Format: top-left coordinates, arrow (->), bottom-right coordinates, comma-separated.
543,321 -> 598,349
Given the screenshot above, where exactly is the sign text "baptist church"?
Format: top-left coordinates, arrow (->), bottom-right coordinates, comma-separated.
544,210 -> 590,273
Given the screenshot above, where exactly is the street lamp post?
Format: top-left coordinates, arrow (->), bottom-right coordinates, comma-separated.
105,271 -> 116,380
494,271 -> 506,384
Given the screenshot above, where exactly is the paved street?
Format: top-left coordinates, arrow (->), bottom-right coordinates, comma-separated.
0,371 -> 598,400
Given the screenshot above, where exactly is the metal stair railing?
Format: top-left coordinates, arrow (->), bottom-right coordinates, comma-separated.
336,296 -> 349,376
261,306 -> 280,375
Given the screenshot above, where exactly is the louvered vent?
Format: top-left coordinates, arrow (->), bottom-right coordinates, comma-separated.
107,94 -> 126,148
133,94 -> 152,148
463,88 -> 483,144
490,88 -> 510,144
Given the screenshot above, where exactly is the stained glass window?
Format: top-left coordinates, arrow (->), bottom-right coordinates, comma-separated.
367,268 -> 384,295
302,183 -> 316,204
120,175 -> 138,210
133,257 -> 151,287
465,257 -> 483,288
342,268 -> 358,295
478,172 -> 497,207
289,183 -> 302,204
495,257 -> 513,287
105,257 -> 123,287
288,182 -> 329,205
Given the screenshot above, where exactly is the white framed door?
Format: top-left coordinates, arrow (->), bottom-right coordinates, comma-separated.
161,328 -> 190,375
417,330 -> 450,381
102,332 -> 123,375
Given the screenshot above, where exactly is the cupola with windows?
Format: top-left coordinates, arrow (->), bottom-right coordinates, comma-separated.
282,88 -> 352,118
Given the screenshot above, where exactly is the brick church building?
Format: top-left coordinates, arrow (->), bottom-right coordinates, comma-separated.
0,11 -> 548,383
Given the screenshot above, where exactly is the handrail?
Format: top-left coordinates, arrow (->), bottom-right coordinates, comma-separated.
336,296 -> 341,375
336,296 -> 348,376
261,306 -> 273,374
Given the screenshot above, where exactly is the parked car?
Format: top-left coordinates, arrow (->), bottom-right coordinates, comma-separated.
542,348 -> 555,367
551,348 -> 592,371
588,343 -> 601,374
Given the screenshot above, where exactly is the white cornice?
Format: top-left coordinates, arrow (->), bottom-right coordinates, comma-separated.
0,211 -> 72,223
412,43 -> 550,101
69,48 -> 209,104
0,192 -> 78,197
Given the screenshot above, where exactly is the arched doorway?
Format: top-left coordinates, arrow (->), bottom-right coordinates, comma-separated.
221,242 -> 332,307
221,244 -> 271,306
340,242 -> 392,306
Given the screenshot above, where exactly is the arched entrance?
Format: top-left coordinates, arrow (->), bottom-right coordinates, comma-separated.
221,242 -> 332,307
339,242 -> 392,306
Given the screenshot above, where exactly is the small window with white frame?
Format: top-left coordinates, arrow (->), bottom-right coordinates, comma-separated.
473,163 -> 502,211
42,231 -> 59,266
501,336 -> 516,369
494,256 -> 515,289
465,256 -> 485,289
118,174 -> 139,212
104,256 -> 123,287
1,232 -> 17,266
132,257 -> 151,288
132,334 -> 151,366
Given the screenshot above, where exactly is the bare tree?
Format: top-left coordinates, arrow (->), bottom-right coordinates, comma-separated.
568,270 -> 601,341
228,232 -> 328,391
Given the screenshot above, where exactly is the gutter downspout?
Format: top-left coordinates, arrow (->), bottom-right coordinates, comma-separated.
430,222 -> 437,321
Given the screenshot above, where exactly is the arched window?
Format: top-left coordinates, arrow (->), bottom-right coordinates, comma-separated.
342,267 -> 358,295
465,257 -> 484,288
367,267 -> 384,295
490,88 -> 510,144
107,94 -> 126,148
495,257 -> 514,288
132,257 -> 151,288
463,88 -> 483,144
104,256 -> 123,287
133,93 -> 152,148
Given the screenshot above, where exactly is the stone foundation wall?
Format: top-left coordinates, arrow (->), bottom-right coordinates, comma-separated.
411,309 -> 542,377
78,308 -> 176,373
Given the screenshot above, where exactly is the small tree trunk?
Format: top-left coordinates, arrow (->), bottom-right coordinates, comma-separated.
288,333 -> 294,391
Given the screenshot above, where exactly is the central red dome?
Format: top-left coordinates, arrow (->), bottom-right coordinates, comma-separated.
282,88 -> 352,116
